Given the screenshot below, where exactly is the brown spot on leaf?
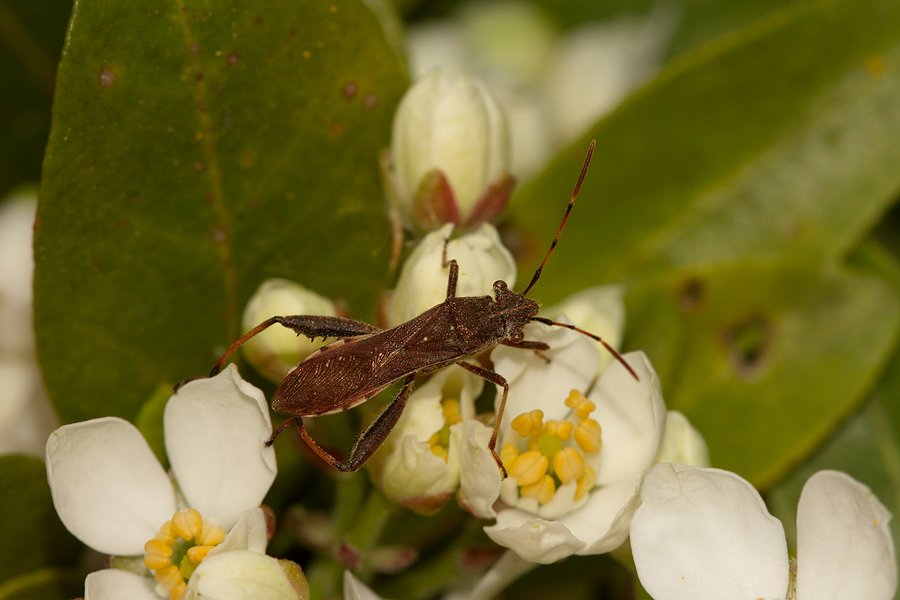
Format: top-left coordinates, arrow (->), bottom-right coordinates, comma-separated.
190,43 -> 198,54
116,220 -> 127,230
721,314 -> 773,380
330,123 -> 344,137
288,27 -> 297,37
194,162 -> 204,172
678,277 -> 705,313
228,53 -> 240,65
205,193 -> 216,204
213,225 -> 227,243
254,16 -> 263,24
364,93 -> 378,107
195,71 -> 204,81
99,69 -> 116,87
342,82 -> 357,99
302,50 -> 311,59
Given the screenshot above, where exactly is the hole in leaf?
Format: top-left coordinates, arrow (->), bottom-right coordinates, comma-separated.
721,314 -> 772,379
677,277 -> 705,312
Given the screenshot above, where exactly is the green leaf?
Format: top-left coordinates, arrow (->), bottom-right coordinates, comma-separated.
35,0 -> 408,424
0,0 -> 71,197
0,456 -> 80,586
625,259 -> 900,488
510,0 -> 900,303
0,568 -> 84,600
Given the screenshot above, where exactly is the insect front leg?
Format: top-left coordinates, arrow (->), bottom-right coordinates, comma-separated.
288,374 -> 416,472
501,338 -> 551,363
456,361 -> 509,479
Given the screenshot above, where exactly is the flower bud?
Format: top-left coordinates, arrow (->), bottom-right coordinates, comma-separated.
387,223 -> 515,327
185,551 -> 309,600
241,279 -> 338,383
541,285 -> 625,372
385,71 -> 513,231
654,410 -> 710,468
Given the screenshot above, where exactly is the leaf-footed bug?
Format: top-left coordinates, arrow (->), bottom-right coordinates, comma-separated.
177,140 -> 637,477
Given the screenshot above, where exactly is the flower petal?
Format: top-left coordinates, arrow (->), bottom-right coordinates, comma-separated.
630,464 -> 788,600
796,470 -> 897,600
484,508 -> 585,563
541,285 -> 625,371
590,351 -> 666,485
568,479 -> 641,555
343,571 -> 384,600
46,417 -> 175,555
457,420 -> 503,519
210,507 -> 269,555
85,569 -> 159,600
492,319 -> 598,426
165,365 -> 276,530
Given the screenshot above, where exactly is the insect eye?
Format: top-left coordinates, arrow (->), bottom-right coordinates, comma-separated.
494,280 -> 508,292
511,330 -> 524,343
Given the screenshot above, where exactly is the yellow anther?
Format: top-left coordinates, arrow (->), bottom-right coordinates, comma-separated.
441,398 -> 461,425
197,522 -> 226,546
187,545 -> 214,564
574,418 -> 602,453
169,580 -> 187,600
156,521 -> 176,545
565,390 -> 595,419
520,474 -> 556,504
427,431 -> 441,447
172,508 -> 203,541
511,410 -> 544,438
544,419 -> 573,440
143,538 -> 173,570
509,450 -> 548,486
575,467 -> 597,501
500,443 -> 519,467
154,564 -> 183,590
430,444 -> 449,461
553,447 -> 586,484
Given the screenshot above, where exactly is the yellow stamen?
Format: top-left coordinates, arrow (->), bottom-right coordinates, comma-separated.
154,564 -> 183,591
172,508 -> 202,541
500,443 -> 520,467
430,444 -> 449,461
169,580 -> 187,600
511,410 -> 544,438
574,418 -> 602,453
187,545 -> 215,564
156,521 -> 176,545
553,447 -> 585,484
197,522 -> 226,547
442,398 -> 461,425
520,474 -> 556,504
575,467 -> 597,501
427,431 -> 441,446
565,390 -> 596,419
545,419 -> 573,440
143,538 -> 173,570
509,450 -> 548,486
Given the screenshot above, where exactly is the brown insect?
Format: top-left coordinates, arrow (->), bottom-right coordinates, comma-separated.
185,140 -> 636,476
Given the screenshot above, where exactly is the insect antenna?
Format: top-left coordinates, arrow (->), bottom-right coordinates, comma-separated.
531,316 -> 639,381
521,139 -> 595,296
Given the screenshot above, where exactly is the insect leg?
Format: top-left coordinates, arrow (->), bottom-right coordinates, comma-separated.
500,338 -> 551,363
292,374 -> 416,472
204,315 -> 380,378
456,361 -> 509,479
440,238 -> 459,299
265,417 -> 298,446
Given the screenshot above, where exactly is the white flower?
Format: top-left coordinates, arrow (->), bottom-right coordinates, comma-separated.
343,571 -> 384,600
46,365 -> 278,600
0,192 -> 59,456
630,464 -> 897,600
241,279 -> 338,382
458,320 -> 667,563
370,367 -> 483,514
386,70 -> 512,231
387,223 -> 515,327
540,285 -> 625,371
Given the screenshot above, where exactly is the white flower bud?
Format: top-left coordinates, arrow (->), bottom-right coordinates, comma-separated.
241,279 -> 337,383
654,410 -> 710,468
386,71 -> 513,231
387,223 -> 515,327
185,551 -> 309,600
541,285 -> 625,371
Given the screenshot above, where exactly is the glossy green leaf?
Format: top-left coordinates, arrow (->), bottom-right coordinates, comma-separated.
0,456 -> 79,586
35,0 -> 408,424
0,0 -> 71,197
625,259 -> 900,488
510,0 -> 900,303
